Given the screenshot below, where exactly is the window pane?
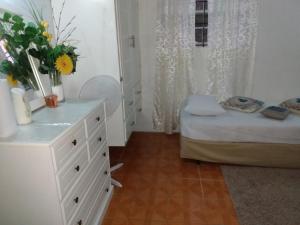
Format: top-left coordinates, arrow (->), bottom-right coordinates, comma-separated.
203,28 -> 208,43
195,28 -> 203,43
195,13 -> 208,27
196,0 -> 208,11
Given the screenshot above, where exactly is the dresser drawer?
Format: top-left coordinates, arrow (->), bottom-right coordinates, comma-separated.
85,103 -> 105,137
57,146 -> 89,199
135,95 -> 142,113
134,82 -> 141,96
62,151 -> 109,223
125,112 -> 135,141
124,91 -> 135,119
52,121 -> 86,172
68,164 -> 111,225
86,179 -> 112,225
88,124 -> 107,159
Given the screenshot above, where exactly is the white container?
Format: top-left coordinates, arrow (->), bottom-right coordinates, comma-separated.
0,79 -> 17,137
11,88 -> 32,125
52,84 -> 64,102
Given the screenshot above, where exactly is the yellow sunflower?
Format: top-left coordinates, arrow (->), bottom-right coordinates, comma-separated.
55,54 -> 74,75
6,74 -> 18,87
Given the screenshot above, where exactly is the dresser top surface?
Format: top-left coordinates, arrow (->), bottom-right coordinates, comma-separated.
0,99 -> 104,146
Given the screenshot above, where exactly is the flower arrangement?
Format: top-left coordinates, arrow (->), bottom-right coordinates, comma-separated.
28,0 -> 79,86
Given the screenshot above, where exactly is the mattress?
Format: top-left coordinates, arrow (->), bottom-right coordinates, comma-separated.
181,107 -> 300,144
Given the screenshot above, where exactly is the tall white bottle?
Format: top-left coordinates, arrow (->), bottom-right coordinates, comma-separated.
0,79 -> 17,137
11,88 -> 32,125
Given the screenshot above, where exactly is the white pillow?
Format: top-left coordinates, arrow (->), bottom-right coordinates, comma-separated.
184,95 -> 226,116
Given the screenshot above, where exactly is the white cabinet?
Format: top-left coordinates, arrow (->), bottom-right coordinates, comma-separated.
51,0 -> 142,146
0,100 -> 112,225
116,0 -> 142,141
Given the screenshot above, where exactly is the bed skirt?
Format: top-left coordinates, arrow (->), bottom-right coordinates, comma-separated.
180,136 -> 300,168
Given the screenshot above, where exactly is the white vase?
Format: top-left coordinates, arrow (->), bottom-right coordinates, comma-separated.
52,84 -> 64,102
11,88 -> 32,125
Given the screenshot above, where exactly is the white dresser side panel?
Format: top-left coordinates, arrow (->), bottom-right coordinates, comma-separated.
0,145 -> 63,225
107,104 -> 126,146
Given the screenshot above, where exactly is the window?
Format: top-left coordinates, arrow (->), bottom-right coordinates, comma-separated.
195,0 -> 208,47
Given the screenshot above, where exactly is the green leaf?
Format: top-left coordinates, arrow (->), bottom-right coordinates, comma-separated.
14,34 -> 23,43
40,64 -> 50,71
12,22 -> 25,32
3,12 -> 12,22
25,26 -> 37,36
12,15 -> 23,23
27,22 -> 36,28
0,60 -> 12,74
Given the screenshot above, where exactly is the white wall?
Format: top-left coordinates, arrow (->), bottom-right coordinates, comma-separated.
136,0 -> 300,132
252,0 -> 300,102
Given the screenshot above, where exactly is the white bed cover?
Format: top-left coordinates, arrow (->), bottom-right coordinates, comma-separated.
181,106 -> 300,144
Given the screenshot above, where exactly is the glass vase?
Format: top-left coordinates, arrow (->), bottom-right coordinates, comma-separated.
49,71 -> 64,102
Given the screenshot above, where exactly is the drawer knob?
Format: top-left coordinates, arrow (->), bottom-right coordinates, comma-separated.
130,121 -> 135,126
96,116 -> 100,122
104,170 -> 108,175
106,188 -> 109,192
98,137 -> 102,142
74,165 -> 80,172
136,90 -> 141,94
72,139 -> 77,146
138,108 -> 142,112
77,220 -> 82,225
129,101 -> 134,106
103,152 -> 106,157
74,197 -> 79,204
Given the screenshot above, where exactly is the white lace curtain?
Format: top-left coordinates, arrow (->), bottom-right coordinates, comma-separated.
206,0 -> 260,101
153,0 -> 196,133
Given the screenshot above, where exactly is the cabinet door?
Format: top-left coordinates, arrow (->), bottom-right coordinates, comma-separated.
116,0 -> 141,87
129,0 -> 142,85
116,0 -> 141,142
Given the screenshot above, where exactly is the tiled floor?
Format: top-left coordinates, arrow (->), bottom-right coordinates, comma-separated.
103,133 -> 239,225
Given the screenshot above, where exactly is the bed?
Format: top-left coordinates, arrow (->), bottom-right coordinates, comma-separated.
180,104 -> 300,168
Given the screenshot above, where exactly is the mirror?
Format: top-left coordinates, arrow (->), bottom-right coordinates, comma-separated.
0,1 -> 54,111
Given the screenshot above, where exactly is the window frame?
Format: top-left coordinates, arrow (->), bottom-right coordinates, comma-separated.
195,0 -> 208,47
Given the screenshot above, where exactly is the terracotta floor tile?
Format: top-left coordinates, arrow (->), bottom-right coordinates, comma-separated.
158,149 -> 181,160
201,180 -> 230,199
102,218 -> 148,225
129,198 -> 149,220
105,132 -> 239,225
146,197 -> 169,222
199,163 -> 224,180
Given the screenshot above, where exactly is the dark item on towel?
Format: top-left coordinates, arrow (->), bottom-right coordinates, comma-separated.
261,106 -> 289,120
280,98 -> 300,115
221,96 -> 264,113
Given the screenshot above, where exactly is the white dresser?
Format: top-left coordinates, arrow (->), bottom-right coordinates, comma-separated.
0,100 -> 112,225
